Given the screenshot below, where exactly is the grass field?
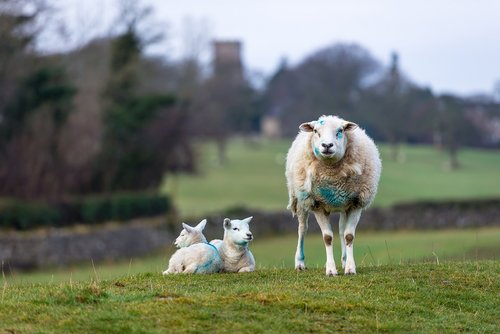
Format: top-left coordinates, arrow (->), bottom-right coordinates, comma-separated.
6,227 -> 499,285
162,139 -> 500,216
1,261 -> 498,333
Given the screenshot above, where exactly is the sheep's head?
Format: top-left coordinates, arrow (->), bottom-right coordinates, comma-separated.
300,115 -> 358,162
223,216 -> 253,246
175,219 -> 207,248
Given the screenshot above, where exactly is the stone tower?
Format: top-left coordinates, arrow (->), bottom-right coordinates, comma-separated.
213,40 -> 244,84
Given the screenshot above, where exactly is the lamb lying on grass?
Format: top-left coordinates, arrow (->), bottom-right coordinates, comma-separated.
173,219 -> 208,248
216,217 -> 255,273
162,219 -> 223,275
286,115 -> 381,276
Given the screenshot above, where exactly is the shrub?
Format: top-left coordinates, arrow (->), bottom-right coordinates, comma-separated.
0,193 -> 172,230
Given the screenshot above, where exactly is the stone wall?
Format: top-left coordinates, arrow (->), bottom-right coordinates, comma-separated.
1,199 -> 499,270
0,218 -> 175,270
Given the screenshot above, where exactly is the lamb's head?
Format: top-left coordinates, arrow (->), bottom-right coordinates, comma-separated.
223,216 -> 253,246
174,219 -> 208,248
300,115 -> 358,162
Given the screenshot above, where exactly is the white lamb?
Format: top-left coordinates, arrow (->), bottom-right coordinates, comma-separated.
216,217 -> 255,273
173,219 -> 208,248
286,115 -> 381,276
162,219 -> 223,275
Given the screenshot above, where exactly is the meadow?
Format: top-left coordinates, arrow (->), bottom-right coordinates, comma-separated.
1,261 -> 498,333
162,138 -> 500,216
2,140 -> 500,332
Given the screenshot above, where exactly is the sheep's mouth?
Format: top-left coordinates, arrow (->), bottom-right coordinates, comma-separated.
244,237 -> 253,241
321,150 -> 335,157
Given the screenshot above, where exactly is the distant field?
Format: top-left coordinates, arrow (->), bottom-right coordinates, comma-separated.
6,227 -> 499,285
161,138 -> 500,216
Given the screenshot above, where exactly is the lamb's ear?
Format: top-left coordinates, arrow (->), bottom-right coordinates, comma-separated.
182,223 -> 195,233
223,218 -> 232,230
195,219 -> 207,231
242,216 -> 253,224
343,121 -> 358,132
299,121 -> 315,132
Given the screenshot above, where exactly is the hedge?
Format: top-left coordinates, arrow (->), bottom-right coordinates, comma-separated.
0,193 -> 172,230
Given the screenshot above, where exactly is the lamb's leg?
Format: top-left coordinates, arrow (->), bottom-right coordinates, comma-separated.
183,263 -> 198,274
344,208 -> 362,275
339,212 -> 347,269
295,210 -> 309,271
314,211 -> 338,276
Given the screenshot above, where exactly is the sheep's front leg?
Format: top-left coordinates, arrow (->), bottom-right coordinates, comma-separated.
344,208 -> 362,275
339,212 -> 347,269
314,211 -> 338,276
295,210 -> 309,270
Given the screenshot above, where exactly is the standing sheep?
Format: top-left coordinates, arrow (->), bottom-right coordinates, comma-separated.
286,115 -> 381,276
216,217 -> 255,273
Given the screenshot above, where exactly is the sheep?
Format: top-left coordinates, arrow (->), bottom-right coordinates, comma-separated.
162,243 -> 223,274
173,219 -> 208,248
162,219 -> 223,275
285,115 -> 381,276
216,217 -> 255,273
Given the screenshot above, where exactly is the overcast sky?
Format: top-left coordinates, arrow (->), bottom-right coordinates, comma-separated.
56,0 -> 500,96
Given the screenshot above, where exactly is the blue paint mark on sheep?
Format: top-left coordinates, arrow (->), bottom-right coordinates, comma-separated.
318,119 -> 325,126
336,128 -> 343,139
298,238 -> 305,261
313,146 -> 321,158
194,244 -> 221,273
298,191 -> 309,201
318,187 -> 352,207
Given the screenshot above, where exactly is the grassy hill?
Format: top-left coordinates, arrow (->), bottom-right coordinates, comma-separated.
162,139 -> 500,216
1,261 -> 498,333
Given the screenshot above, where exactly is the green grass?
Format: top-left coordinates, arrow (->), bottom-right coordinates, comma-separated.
1,262 -> 498,333
162,139 -> 500,216
6,227 -> 499,285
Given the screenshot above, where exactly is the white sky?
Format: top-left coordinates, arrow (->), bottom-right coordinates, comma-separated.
54,0 -> 500,96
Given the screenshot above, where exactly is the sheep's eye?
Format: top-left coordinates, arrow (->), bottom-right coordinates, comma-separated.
336,129 -> 343,139
233,227 -> 239,231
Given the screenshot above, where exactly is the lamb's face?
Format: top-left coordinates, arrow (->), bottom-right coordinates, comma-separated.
300,115 -> 358,162
223,216 -> 253,246
175,219 -> 207,248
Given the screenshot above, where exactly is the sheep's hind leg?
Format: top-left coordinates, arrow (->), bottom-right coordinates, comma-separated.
295,210 -> 309,271
344,208 -> 362,275
314,210 -> 338,276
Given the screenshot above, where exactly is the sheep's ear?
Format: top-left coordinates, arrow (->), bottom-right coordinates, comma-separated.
242,216 -> 253,224
223,218 -> 232,230
195,219 -> 207,231
299,121 -> 315,132
343,121 -> 358,132
182,223 -> 195,233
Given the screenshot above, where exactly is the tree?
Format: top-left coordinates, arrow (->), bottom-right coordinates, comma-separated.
435,95 -> 481,170
264,43 -> 381,137
93,4 -> 194,192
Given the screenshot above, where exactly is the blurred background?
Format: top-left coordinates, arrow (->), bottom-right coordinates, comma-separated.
1,0 -> 499,283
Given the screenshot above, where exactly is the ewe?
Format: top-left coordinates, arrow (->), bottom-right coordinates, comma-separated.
216,217 -> 255,273
286,115 -> 381,275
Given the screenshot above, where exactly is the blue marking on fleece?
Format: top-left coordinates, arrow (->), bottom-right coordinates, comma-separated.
318,119 -> 325,126
195,243 -> 221,273
313,146 -> 321,158
298,191 -> 309,201
336,128 -> 343,139
318,187 -> 352,207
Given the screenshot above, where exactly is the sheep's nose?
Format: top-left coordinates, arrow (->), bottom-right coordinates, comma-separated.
321,143 -> 334,149
246,233 -> 253,238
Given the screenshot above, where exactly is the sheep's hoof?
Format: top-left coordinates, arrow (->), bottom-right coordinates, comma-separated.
326,269 -> 338,276
344,268 -> 357,275
295,263 -> 307,271
162,270 -> 170,276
